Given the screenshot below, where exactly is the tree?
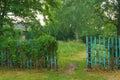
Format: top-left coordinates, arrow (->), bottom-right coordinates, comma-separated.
45,0 -> 96,41
95,0 -> 120,35
116,0 -> 120,35
0,0 -> 61,28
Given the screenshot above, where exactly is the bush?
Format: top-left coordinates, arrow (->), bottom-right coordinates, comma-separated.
0,35 -> 58,69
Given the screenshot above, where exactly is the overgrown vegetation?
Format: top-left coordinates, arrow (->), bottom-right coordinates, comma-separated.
0,26 -> 58,69
0,41 -> 106,80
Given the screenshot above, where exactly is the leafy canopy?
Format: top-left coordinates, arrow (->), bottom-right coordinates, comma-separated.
0,0 -> 61,27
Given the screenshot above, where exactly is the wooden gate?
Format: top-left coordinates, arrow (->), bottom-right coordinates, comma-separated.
86,36 -> 120,70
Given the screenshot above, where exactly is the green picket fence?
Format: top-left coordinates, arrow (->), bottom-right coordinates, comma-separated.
0,39 -> 58,70
86,36 -> 120,70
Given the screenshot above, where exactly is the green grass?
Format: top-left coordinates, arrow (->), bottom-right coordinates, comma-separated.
0,41 -> 106,80
58,41 -> 85,55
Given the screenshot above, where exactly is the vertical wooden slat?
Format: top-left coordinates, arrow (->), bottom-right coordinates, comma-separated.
46,51 -> 49,68
54,51 -> 57,70
115,37 -> 118,69
2,50 -> 4,66
119,37 -> 120,57
94,36 -> 97,65
86,36 -> 88,66
30,59 -> 32,69
50,53 -> 52,69
108,38 -> 110,69
4,49 -> 6,66
0,51 -> 1,66
98,36 -> 101,65
87,36 -> 92,69
26,59 -> 29,68
90,36 -> 92,65
10,59 -> 12,68
1,51 -> 4,66
103,37 -> 106,68
119,37 -> 120,67
111,37 -> 114,70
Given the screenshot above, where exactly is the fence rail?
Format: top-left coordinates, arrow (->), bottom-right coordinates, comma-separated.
86,36 -> 120,70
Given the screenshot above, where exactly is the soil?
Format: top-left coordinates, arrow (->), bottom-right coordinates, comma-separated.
61,62 -> 78,75
60,51 -> 86,76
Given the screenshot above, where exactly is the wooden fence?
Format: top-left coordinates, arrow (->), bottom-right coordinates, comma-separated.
0,40 -> 58,70
86,36 -> 120,70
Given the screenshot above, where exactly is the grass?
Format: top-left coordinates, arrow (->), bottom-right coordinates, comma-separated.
58,41 -> 85,55
0,41 -> 109,80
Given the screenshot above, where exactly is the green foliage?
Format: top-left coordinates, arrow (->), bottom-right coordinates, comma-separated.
44,24 -> 75,41
0,35 -> 57,68
0,0 -> 61,27
44,0 -> 104,40
0,26 -> 22,51
101,23 -> 117,37
0,26 -> 21,39
43,0 -> 119,40
94,0 -> 120,35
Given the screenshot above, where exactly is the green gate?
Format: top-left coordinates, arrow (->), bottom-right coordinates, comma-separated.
86,36 -> 120,70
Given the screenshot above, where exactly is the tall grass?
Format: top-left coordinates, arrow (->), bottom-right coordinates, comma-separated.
58,41 -> 85,55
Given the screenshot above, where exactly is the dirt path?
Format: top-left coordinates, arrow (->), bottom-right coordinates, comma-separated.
61,62 -> 79,75
60,51 -> 86,75
73,51 -> 120,80
60,50 -> 120,80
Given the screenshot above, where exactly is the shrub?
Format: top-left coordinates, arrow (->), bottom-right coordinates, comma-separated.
0,35 -> 58,69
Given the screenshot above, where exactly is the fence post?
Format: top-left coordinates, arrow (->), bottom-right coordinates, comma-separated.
86,36 -> 92,69
110,37 -> 114,70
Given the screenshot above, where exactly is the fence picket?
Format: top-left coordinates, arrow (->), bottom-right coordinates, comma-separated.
103,38 -> 106,68
107,38 -> 110,69
115,38 -> 118,69
86,36 -> 120,70
98,36 -> 101,64
86,36 -> 88,66
90,36 -> 92,65
94,37 -> 97,65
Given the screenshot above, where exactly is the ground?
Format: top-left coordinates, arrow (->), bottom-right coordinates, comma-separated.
0,41 -> 120,80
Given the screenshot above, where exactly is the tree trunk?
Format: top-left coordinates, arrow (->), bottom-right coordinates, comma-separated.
75,32 -> 79,42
